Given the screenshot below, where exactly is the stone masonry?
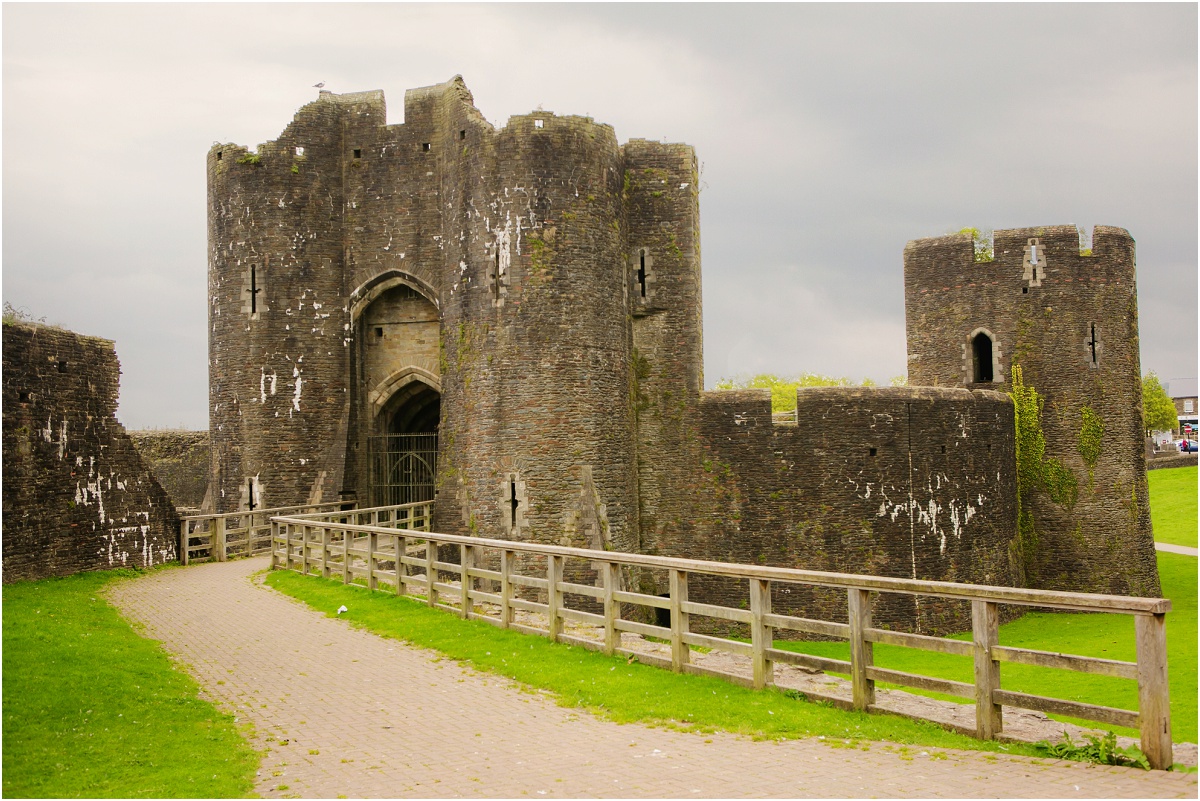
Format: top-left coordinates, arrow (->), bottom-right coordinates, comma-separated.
205,77 -> 1160,632
2,321 -> 178,582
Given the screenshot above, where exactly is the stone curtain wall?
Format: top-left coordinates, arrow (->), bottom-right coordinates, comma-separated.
904,226 -> 1159,597
127,430 -> 211,510
2,323 -> 178,582
671,386 -> 1017,636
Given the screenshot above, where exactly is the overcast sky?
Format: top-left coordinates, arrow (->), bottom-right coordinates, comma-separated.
4,3 -> 1196,429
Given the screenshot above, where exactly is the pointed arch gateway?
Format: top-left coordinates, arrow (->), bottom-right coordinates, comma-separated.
352,271 -> 443,507
371,374 -> 440,506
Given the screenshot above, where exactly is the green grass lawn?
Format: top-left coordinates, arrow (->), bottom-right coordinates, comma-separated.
264,569 -> 1040,757
774,551 -> 1197,743
2,569 -> 259,798
1149,465 -> 1198,547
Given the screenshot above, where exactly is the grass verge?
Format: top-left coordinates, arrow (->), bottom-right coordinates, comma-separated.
2,569 -> 259,798
775,551 -> 1196,743
1148,465 -> 1198,547
263,568 -> 1039,757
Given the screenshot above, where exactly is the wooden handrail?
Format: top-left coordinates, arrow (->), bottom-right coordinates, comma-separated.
268,516 -> 1169,615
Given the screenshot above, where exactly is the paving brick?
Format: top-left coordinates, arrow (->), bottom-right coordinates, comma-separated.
109,558 -> 1197,799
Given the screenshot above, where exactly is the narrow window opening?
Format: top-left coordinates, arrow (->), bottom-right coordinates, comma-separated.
422,142 -> 431,152
940,445 -> 946,454
246,479 -> 256,511
19,392 -> 30,402
1087,323 -> 1099,366
972,332 -> 994,383
375,326 -> 384,338
637,249 -> 647,298
459,130 -> 466,140
353,148 -> 362,159
868,447 -> 877,457
534,119 -> 544,129
509,478 -> 520,528
248,265 -> 261,314
58,361 -> 67,373
987,443 -> 992,454
655,594 -> 671,628
216,151 -> 223,161
1022,287 -> 1029,294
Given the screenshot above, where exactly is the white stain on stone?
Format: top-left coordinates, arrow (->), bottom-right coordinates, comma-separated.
292,366 -> 303,413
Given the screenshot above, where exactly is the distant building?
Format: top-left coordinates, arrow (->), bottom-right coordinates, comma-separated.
1168,378 -> 1198,436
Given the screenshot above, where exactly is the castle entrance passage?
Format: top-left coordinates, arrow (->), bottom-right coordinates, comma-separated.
369,382 -> 440,506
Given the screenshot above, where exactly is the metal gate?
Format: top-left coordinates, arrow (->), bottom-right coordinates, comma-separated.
369,432 -> 438,507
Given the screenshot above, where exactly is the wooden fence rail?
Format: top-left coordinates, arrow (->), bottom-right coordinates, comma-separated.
180,501 -> 351,564
268,512 -> 1174,770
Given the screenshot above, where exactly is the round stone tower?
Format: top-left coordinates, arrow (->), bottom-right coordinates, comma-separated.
434,104 -> 640,560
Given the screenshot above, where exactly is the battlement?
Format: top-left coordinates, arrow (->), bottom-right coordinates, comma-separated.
904,225 -> 1136,288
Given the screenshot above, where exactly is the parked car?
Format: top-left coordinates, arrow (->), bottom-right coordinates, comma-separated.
1179,440 -> 1198,452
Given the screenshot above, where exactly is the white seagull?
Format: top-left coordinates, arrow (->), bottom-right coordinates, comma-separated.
313,81 -> 326,89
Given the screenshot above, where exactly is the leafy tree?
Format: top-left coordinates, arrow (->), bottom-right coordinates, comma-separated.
714,373 -> 877,413
1142,372 -> 1178,434
956,227 -> 994,263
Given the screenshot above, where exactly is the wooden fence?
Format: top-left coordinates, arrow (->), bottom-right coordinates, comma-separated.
180,501 -> 349,564
269,508 -> 1174,770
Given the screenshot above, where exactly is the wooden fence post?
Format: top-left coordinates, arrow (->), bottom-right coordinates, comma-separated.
395,534 -> 407,596
500,550 -> 514,628
547,555 -> 563,641
367,531 -> 379,591
1136,613 -> 1173,770
321,527 -> 331,578
749,578 -> 773,688
341,530 -> 350,584
180,519 -> 190,566
459,543 -> 473,618
284,524 -> 294,571
425,540 -> 437,606
670,569 -> 690,672
971,599 -> 1003,739
603,562 -> 619,655
215,517 -> 227,562
848,588 -> 874,710
269,520 -> 278,569
300,525 -> 311,574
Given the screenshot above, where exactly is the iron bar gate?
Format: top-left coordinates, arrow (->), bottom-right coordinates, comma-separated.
369,432 -> 438,507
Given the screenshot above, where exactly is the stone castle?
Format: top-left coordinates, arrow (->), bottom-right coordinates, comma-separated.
204,76 -> 1159,631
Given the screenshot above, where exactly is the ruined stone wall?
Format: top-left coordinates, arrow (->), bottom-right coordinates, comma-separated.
2,323 -> 178,582
127,430 -> 211,510
904,226 -> 1159,597
674,387 -> 1017,635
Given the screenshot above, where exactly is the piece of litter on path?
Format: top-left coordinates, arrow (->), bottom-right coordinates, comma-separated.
337,605 -> 348,615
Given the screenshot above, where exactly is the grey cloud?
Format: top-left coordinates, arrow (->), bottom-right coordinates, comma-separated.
3,3 -> 1194,427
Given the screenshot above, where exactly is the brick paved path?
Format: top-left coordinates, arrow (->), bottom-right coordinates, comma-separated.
108,558 -> 1198,799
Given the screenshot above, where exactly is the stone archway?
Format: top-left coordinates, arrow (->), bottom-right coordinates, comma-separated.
370,379 -> 440,506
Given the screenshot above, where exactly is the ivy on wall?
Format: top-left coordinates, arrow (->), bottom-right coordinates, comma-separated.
1077,406 -> 1104,486
1009,365 -> 1080,579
